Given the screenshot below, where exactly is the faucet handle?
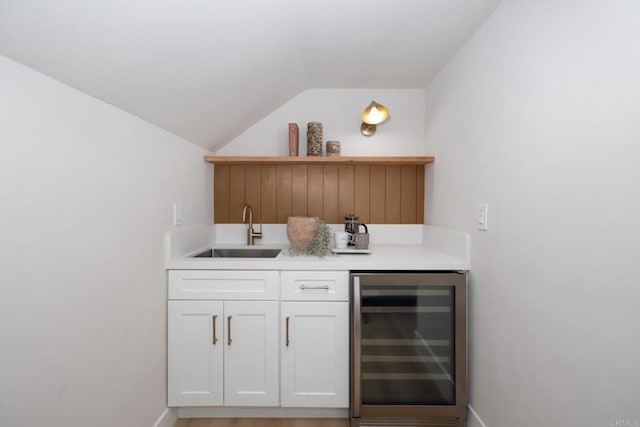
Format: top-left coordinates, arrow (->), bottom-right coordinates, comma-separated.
248,223 -> 262,245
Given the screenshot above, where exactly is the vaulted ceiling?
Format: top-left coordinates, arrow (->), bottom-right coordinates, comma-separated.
0,0 -> 501,151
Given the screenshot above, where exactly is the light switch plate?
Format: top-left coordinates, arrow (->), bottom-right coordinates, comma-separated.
173,203 -> 183,226
477,203 -> 488,231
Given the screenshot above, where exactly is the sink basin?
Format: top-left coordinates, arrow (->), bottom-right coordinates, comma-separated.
191,248 -> 282,258
214,248 -> 282,258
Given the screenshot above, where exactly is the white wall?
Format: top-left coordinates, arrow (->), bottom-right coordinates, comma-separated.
218,89 -> 426,156
0,55 -> 212,427
423,1 -> 640,426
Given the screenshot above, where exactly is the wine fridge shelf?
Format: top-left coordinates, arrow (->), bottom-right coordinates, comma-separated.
361,355 -> 450,363
362,373 -> 453,381
362,306 -> 451,313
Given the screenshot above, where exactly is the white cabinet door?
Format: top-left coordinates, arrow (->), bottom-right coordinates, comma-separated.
224,300 -> 279,406
280,301 -> 349,408
168,300 -> 224,406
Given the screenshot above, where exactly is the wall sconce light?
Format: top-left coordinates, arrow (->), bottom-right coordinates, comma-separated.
360,101 -> 390,136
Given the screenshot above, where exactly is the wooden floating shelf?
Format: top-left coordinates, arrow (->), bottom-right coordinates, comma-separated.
204,156 -> 435,165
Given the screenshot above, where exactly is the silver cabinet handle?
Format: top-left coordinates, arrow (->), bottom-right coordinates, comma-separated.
227,315 -> 232,346
285,316 -> 291,347
212,315 -> 218,345
300,284 -> 330,290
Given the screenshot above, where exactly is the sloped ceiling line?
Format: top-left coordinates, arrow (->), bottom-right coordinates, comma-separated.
0,0 -> 501,151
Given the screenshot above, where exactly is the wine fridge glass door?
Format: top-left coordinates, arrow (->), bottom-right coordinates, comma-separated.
351,271 -> 467,421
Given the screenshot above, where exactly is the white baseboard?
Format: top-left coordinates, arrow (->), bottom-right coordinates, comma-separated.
467,405 -> 488,427
159,405 -> 479,426
153,408 -> 177,427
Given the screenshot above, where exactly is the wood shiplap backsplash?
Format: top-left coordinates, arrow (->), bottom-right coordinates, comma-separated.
214,164 -> 425,224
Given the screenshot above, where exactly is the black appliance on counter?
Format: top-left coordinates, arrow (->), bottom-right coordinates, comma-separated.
350,272 -> 467,427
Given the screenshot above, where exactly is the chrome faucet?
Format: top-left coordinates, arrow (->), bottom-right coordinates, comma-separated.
242,203 -> 262,246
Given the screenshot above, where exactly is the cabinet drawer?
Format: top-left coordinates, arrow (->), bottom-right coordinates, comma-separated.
280,271 -> 349,301
169,270 -> 279,300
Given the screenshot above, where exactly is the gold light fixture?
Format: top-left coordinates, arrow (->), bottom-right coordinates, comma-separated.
360,100 -> 390,136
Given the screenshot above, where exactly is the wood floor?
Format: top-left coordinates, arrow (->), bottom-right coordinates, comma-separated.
173,419 -> 349,427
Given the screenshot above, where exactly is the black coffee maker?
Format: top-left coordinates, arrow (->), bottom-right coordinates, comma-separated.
344,214 -> 368,246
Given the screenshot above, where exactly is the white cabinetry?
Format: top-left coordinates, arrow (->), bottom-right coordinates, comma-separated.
224,300 -> 279,406
168,271 -> 279,407
280,271 -> 349,408
168,269 -> 349,410
168,300 -> 223,406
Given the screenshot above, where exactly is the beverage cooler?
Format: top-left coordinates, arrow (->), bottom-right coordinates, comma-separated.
350,272 -> 467,427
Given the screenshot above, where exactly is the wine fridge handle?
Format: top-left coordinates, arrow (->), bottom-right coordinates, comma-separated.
352,276 -> 362,417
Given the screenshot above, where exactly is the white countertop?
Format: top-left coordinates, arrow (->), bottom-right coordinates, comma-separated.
166,244 -> 467,271
165,225 -> 470,271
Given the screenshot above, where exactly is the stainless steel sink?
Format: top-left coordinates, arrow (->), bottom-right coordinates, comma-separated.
191,248 -> 282,258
